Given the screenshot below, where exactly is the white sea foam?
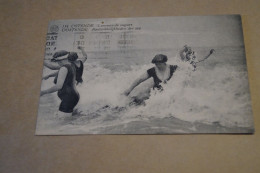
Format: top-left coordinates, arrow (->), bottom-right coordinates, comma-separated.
74,50 -> 253,128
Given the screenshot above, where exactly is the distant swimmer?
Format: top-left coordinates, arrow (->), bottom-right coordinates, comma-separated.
40,53 -> 80,117
180,45 -> 194,61
179,45 -> 215,71
43,46 -> 87,84
124,54 -> 178,104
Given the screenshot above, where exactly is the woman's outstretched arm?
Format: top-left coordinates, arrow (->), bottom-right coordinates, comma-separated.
196,49 -> 215,63
40,67 -> 67,96
124,72 -> 150,96
42,71 -> 58,80
43,60 -> 61,70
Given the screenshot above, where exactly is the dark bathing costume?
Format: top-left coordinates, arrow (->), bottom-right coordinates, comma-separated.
147,65 -> 178,90
54,63 -> 80,113
73,60 -> 84,84
130,64 -> 178,105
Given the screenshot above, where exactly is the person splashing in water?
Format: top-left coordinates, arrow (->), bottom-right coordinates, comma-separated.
40,52 -> 80,118
43,46 -> 87,85
124,54 -> 178,105
179,45 -> 215,71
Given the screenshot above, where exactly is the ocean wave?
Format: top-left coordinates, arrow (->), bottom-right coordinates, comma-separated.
74,56 -> 253,128
38,47 -> 253,133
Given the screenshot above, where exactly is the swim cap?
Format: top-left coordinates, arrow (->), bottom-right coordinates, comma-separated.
51,50 -> 69,62
151,54 -> 168,63
53,50 -> 69,58
67,52 -> 78,62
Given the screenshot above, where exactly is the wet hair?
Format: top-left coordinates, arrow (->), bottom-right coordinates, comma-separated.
151,54 -> 168,64
67,52 -> 78,62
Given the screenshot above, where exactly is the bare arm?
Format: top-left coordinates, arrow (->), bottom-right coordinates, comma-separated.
43,60 -> 61,70
40,67 -> 68,96
42,71 -> 58,80
196,49 -> 215,63
78,46 -> 88,63
124,72 -> 150,96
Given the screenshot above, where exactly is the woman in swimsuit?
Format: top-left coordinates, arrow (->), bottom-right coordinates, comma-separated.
124,54 -> 178,102
40,54 -> 80,117
43,46 -> 87,84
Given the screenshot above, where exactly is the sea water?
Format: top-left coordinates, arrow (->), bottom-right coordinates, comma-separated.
36,46 -> 254,134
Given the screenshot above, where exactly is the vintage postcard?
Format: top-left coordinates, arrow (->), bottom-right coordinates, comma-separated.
36,15 -> 254,135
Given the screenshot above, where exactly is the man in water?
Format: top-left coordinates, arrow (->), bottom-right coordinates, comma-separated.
124,54 -> 178,104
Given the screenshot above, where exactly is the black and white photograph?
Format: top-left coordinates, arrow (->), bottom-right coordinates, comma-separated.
36,15 -> 254,134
